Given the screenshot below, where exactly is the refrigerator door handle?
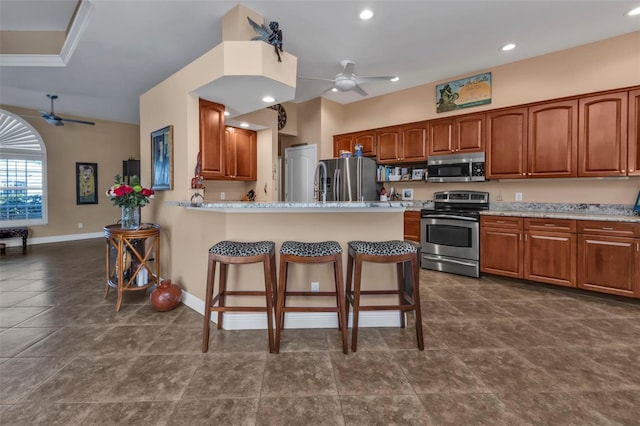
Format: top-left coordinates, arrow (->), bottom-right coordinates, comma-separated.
334,168 -> 340,201
345,159 -> 353,201
356,159 -> 362,201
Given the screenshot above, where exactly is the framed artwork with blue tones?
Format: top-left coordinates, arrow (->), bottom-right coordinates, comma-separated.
151,125 -> 173,190
436,72 -> 492,113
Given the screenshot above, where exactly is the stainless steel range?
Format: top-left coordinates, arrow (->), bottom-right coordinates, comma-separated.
420,190 -> 489,278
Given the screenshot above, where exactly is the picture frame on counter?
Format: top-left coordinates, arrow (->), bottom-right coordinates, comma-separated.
402,188 -> 414,201
412,169 -> 424,181
634,190 -> 640,215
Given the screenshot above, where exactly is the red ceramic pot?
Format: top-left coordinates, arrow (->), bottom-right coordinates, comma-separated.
150,280 -> 182,311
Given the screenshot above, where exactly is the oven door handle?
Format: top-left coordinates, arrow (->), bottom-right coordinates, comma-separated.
422,214 -> 478,221
422,254 -> 478,267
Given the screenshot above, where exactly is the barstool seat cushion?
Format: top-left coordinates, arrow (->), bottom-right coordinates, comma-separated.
209,240 -> 275,257
280,240 -> 342,257
348,240 -> 417,256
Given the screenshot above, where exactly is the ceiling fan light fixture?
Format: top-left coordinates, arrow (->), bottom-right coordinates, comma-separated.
390,76 -> 399,82
331,88 -> 338,92
359,9 -> 373,20
262,96 -> 275,103
500,43 -> 516,51
627,6 -> 640,16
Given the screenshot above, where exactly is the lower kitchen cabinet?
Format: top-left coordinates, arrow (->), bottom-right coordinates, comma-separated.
404,210 -> 421,242
480,216 -> 523,278
577,221 -> 639,298
524,218 -> 576,287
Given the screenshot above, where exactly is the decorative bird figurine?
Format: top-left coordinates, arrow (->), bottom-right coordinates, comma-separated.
247,16 -> 283,62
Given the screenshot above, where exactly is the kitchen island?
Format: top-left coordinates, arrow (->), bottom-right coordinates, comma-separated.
165,201 -> 416,330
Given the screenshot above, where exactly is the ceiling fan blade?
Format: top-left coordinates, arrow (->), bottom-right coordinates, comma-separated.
353,84 -> 368,96
60,117 -> 96,126
342,61 -> 355,78
44,117 -> 64,126
299,76 -> 336,83
356,76 -> 396,82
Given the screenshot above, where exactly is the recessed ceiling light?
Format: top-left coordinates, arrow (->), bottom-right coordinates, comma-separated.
390,76 -> 399,82
240,122 -> 250,128
500,43 -> 516,51
224,111 -> 230,116
359,9 -> 373,20
627,6 -> 640,16
262,96 -> 275,103
331,88 -> 338,92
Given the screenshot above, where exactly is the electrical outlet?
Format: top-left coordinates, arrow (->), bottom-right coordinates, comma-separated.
311,281 -> 320,292
515,192 -> 523,201
78,222 -> 83,229
220,192 -> 225,200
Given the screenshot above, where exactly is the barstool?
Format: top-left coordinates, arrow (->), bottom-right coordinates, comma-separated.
275,241 -> 348,354
202,240 -> 277,353
346,240 -> 424,352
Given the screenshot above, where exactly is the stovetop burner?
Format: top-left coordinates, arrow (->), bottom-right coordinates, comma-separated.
422,190 -> 489,219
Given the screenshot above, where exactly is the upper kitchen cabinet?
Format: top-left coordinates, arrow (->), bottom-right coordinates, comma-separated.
225,126 -> 257,181
199,99 -> 225,179
428,113 -> 485,156
376,122 -> 427,164
332,131 -> 376,157
629,89 -> 640,175
486,107 -> 528,179
578,91 -> 628,177
528,99 -> 578,178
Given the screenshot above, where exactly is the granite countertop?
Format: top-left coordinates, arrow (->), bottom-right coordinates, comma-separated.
484,202 -> 640,223
167,200 -> 421,213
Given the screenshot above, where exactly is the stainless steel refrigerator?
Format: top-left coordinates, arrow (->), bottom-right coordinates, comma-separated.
317,157 -> 378,201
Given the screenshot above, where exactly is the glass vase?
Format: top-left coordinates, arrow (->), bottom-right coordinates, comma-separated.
121,206 -> 141,230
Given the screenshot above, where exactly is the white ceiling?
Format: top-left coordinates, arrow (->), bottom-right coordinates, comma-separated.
1,0 -> 639,125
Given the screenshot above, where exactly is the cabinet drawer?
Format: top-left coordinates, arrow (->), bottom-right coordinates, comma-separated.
577,220 -> 640,237
480,216 -> 523,229
525,218 -> 576,232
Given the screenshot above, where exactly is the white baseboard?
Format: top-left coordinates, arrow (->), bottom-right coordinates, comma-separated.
180,289 -> 401,330
1,232 -> 103,247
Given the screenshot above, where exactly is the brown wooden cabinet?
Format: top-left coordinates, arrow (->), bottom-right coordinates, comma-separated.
199,99 -> 225,179
578,92 -> 628,177
528,99 -> 578,178
429,114 -> 484,156
404,210 -> 421,242
524,218 -> 577,287
480,216 -> 524,278
577,221 -> 639,298
332,131 -> 376,158
376,123 -> 427,164
628,89 -> 640,175
486,107 -> 528,179
225,127 -> 257,180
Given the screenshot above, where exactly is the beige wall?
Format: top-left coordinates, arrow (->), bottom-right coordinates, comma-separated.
290,31 -> 640,204
1,105 -> 140,239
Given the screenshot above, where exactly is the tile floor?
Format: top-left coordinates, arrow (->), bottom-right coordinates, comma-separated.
1,238 -> 640,425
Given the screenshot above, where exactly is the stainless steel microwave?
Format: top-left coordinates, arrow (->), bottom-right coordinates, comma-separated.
426,152 -> 485,183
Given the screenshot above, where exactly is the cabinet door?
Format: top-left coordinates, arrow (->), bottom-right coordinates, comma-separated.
333,134 -> 354,158
486,108 -> 528,179
578,234 -> 636,297
528,100 -> 578,178
354,131 -> 376,157
578,92 -> 628,177
456,114 -> 485,153
376,127 -> 401,163
199,99 -> 225,179
228,127 -> 257,181
403,210 -> 421,242
428,119 -> 454,156
480,226 -> 523,278
400,123 -> 428,162
524,230 -> 576,287
628,89 -> 640,175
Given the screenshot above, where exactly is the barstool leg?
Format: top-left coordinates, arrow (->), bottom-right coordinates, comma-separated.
274,256 -> 288,353
351,253 -> 363,352
396,262 -> 406,329
217,263 -> 227,329
345,249 -> 354,334
202,255 -> 217,352
411,255 -> 424,350
333,255 -> 348,354
263,253 -> 276,353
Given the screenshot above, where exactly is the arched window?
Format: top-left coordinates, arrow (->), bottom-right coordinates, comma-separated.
0,109 -> 48,226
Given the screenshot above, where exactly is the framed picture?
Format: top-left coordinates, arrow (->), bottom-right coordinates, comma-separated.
151,125 -> 173,190
76,162 -> 98,205
412,169 -> 424,181
436,72 -> 492,113
401,188 -> 414,201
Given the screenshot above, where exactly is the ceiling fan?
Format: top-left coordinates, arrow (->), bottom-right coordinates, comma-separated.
40,94 -> 95,126
300,60 -> 396,96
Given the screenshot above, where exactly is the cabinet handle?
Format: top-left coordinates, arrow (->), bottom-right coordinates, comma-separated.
496,220 -> 505,224
525,234 -> 527,241
637,242 -> 639,252
543,224 -> 555,227
601,227 -> 614,230
630,169 -> 635,172
622,170 -> 625,173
